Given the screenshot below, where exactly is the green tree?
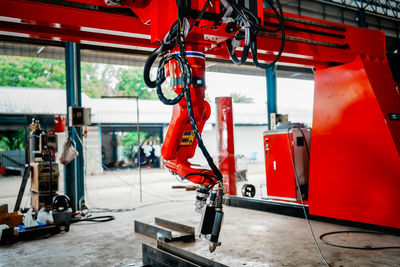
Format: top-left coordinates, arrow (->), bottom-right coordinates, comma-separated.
116,68 -> 158,99
230,91 -> 254,103
121,131 -> 149,160
0,55 -> 163,100
81,62 -> 113,98
0,130 -> 25,151
121,131 -> 149,147
0,56 -> 65,88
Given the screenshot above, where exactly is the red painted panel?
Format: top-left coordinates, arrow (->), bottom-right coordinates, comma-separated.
216,97 -> 236,196
263,132 -> 297,200
309,56 -> 400,228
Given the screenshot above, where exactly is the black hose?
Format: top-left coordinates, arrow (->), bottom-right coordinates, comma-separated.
177,0 -> 223,182
251,0 -> 285,69
226,38 -> 250,65
144,44 -> 165,88
71,215 -> 115,223
224,0 -> 286,69
143,21 -> 179,88
185,85 -> 223,181
155,54 -> 188,105
320,231 -> 400,250
46,144 -> 53,210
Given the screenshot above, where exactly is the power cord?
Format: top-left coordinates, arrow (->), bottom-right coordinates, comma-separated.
145,1 -> 224,190
289,126 -> 400,255
71,214 -> 115,223
71,127 -> 193,212
287,126 -> 330,267
224,0 -> 286,69
320,230 -> 400,250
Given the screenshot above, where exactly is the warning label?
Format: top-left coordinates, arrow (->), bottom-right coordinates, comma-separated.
180,131 -> 195,145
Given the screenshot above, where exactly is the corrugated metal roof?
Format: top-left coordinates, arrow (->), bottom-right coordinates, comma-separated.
1,87 -> 311,125
0,87 -> 68,115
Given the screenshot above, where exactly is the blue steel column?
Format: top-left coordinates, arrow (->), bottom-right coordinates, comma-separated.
266,66 -> 277,130
357,9 -> 367,27
65,42 -> 85,211
112,127 -> 117,163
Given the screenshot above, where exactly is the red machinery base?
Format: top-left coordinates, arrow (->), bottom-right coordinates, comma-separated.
308,56 -> 400,229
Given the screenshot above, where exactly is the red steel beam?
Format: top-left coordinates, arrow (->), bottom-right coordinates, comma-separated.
0,0 -> 388,67
0,0 -> 151,37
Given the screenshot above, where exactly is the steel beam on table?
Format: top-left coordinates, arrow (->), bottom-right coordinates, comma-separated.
134,217 -> 195,242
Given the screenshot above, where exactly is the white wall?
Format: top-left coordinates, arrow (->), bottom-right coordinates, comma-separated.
233,125 -> 267,163
83,126 -> 103,175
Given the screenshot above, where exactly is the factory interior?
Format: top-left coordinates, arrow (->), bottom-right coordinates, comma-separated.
1,0 -> 400,266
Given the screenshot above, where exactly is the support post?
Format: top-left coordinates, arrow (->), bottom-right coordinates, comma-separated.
112,127 -> 117,163
216,97 -> 236,196
136,96 -> 142,202
64,42 -> 84,211
266,66 -> 277,130
357,9 -> 367,28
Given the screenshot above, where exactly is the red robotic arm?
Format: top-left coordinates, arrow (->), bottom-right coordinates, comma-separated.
0,0 -> 396,253
161,47 -> 218,186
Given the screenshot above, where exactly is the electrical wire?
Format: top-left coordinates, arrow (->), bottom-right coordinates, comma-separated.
320,230 -> 400,250
224,0 -> 286,69
156,54 -> 188,105
225,17 -> 251,65
71,127 -> 191,210
251,0 -> 285,69
69,146 -> 192,214
151,0 -> 223,188
287,126 -> 330,267
71,214 -> 115,223
46,144 -> 54,210
288,127 -> 400,255
177,0 -> 224,183
193,0 -> 212,27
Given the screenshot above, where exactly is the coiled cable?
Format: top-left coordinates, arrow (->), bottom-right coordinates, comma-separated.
155,53 -> 188,105
226,17 -> 251,66
224,0 -> 286,69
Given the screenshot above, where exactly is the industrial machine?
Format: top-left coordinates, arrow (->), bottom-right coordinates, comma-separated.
29,120 -> 59,212
1,0 -> 399,252
264,123 -> 311,202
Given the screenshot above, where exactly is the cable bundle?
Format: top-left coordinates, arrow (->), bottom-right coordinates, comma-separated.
224,0 -> 285,69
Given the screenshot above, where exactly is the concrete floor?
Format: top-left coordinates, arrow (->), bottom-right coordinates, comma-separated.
1,164 -> 400,266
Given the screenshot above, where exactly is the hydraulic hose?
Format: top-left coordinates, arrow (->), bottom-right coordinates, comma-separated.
143,21 -> 180,89
143,44 -> 166,88
251,0 -> 285,69
155,54 -> 188,106
226,18 -> 251,66
224,0 -> 286,69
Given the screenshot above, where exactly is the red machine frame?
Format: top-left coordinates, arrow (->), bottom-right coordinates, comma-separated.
0,0 -> 399,229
